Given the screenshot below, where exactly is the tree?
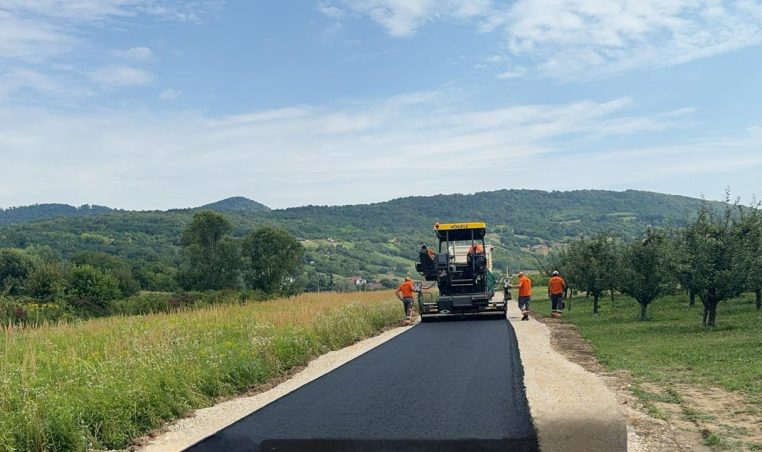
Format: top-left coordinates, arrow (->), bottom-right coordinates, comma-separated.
0,249 -> 34,296
561,234 -> 619,314
66,265 -> 121,316
242,226 -> 305,296
678,206 -> 746,327
665,229 -> 699,307
177,211 -> 241,290
617,228 -> 674,320
737,203 -> 762,310
70,251 -> 140,297
26,261 -> 67,302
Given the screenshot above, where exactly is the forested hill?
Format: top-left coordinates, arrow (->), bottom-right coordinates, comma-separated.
268,189 -> 705,241
200,196 -> 270,213
0,189 -> 719,288
0,204 -> 114,227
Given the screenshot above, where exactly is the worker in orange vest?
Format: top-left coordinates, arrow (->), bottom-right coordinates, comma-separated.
395,277 -> 416,324
467,243 -> 484,254
510,271 -> 533,321
548,270 -> 566,318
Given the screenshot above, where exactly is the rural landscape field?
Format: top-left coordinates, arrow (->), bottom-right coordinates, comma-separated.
2,1 -> 761,451
1,191 -> 761,450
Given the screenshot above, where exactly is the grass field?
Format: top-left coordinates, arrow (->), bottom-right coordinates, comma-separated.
0,291 -> 401,451
541,291 -> 762,395
532,289 -> 762,449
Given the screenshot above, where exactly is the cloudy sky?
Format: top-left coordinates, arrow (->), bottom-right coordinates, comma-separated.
1,0 -> 761,210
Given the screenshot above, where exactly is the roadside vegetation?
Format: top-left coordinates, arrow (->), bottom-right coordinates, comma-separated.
554,195 -> 762,327
532,195 -> 762,449
0,291 -> 400,451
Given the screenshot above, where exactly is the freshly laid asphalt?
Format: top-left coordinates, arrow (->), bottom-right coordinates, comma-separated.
187,317 -> 538,452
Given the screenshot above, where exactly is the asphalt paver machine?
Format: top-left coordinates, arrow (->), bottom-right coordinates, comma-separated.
415,222 -> 505,321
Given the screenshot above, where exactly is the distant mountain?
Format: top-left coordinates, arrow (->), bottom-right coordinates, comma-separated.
0,203 -> 114,227
0,197 -> 270,227
199,196 -> 270,213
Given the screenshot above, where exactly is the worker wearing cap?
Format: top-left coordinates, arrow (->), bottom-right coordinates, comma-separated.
510,272 -> 533,321
395,277 -> 415,324
548,271 -> 566,318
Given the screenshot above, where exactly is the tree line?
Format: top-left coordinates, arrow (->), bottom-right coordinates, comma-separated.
0,211 -> 305,321
553,199 -> 762,327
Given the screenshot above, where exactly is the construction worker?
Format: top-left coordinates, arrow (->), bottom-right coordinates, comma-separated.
420,244 -> 436,260
467,243 -> 484,255
548,270 -> 566,318
510,271 -> 533,321
502,276 -> 512,301
395,277 -> 415,324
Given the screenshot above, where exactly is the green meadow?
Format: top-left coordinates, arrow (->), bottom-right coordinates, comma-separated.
0,292 -> 400,451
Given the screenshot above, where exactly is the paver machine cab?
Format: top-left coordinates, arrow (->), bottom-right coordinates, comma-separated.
415,222 -> 505,321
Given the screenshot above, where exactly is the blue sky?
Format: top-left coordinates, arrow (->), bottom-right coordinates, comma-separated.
1,0 -> 761,210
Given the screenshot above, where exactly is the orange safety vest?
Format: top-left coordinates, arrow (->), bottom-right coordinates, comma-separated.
518,275 -> 532,297
398,280 -> 415,298
469,244 -> 484,254
548,276 -> 566,295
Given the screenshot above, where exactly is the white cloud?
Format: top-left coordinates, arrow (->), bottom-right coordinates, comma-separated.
158,88 -> 181,101
0,1 -> 217,62
0,9 -> 74,60
318,3 -> 344,18
0,66 -> 93,100
496,68 -> 525,79
334,0 -> 762,79
89,66 -> 153,86
496,0 -> 762,79
4,91 -> 755,210
115,46 -> 154,61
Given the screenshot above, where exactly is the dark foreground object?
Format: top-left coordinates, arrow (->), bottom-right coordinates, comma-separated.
187,319 -> 538,452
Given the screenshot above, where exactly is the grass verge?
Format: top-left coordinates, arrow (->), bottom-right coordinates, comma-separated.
0,291 -> 401,451
532,289 -> 762,449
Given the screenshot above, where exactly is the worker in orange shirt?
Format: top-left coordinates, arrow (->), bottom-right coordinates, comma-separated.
548,270 -> 566,318
510,271 -> 533,321
421,244 -> 436,260
395,277 -> 416,324
467,243 -> 484,255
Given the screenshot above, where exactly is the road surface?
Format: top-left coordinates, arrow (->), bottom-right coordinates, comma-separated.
187,317 -> 538,452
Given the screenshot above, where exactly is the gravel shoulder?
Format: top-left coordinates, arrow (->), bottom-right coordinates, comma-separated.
509,300 -> 628,452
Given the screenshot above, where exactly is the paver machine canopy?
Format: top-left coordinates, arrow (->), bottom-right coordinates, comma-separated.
415,222 -> 504,321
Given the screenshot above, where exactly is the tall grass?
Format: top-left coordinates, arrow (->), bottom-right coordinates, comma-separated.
0,291 -> 401,451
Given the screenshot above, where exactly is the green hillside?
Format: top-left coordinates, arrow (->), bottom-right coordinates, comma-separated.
0,204 -> 114,227
200,196 -> 271,213
0,189 -> 716,286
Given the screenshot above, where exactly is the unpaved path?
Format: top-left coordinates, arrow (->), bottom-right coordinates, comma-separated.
508,300 -> 628,451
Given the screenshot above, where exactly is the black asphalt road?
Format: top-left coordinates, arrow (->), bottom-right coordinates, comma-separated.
187,318 -> 538,452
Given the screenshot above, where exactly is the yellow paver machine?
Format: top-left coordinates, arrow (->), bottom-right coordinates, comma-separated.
415,222 -> 505,321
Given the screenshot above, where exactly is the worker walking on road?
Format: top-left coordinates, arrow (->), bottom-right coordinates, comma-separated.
510,272 -> 533,321
548,270 -> 566,318
395,277 -> 415,325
